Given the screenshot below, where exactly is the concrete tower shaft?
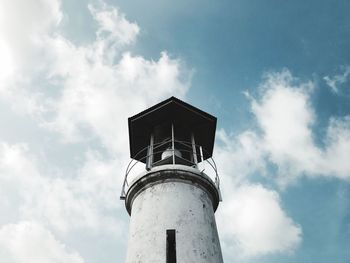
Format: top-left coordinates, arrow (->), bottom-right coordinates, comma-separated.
125,165 -> 223,262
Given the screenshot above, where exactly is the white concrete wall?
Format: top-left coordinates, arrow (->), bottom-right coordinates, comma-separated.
125,179 -> 223,263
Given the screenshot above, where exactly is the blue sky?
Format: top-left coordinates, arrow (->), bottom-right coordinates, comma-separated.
0,0 -> 350,262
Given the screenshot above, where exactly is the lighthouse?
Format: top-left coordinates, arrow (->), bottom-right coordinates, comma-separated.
121,97 -> 223,263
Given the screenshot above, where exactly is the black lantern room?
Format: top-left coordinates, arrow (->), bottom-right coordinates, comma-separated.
128,97 -> 217,170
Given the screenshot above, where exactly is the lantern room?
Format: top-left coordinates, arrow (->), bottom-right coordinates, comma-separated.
128,97 -> 217,170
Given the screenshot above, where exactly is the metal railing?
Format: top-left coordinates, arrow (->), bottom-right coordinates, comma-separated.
120,139 -> 220,200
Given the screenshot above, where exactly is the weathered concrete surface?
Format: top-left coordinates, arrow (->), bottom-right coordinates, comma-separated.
125,167 -> 223,263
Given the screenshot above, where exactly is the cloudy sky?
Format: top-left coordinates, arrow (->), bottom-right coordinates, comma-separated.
1,0 -> 350,262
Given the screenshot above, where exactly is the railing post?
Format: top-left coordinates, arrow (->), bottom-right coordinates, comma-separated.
146,146 -> 151,171
191,133 -> 198,167
120,175 -> 127,200
146,134 -> 154,171
171,123 -> 175,165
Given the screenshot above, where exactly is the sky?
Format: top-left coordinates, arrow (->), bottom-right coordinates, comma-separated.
0,0 -> 350,262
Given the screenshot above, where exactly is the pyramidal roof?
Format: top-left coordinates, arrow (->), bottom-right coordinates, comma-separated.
128,96 -> 217,162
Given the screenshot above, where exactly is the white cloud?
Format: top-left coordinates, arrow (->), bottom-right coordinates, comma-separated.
324,66 -> 350,93
42,15 -> 190,151
22,150 -> 126,234
0,141 -> 124,235
0,39 -> 15,80
218,70 -> 350,188
323,116 -> 350,179
0,0 -> 62,76
215,131 -> 302,258
215,69 -> 350,258
250,70 -> 321,185
0,143 -> 42,225
88,1 -> 139,46
217,184 -> 301,259
250,70 -> 350,185
44,45 -> 189,154
0,0 -> 62,115
215,129 -> 266,188
0,222 -> 83,263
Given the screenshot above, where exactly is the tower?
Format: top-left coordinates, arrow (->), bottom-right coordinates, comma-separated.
121,97 -> 223,263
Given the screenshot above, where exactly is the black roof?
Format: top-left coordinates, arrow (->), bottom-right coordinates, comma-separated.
128,96 -> 217,162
